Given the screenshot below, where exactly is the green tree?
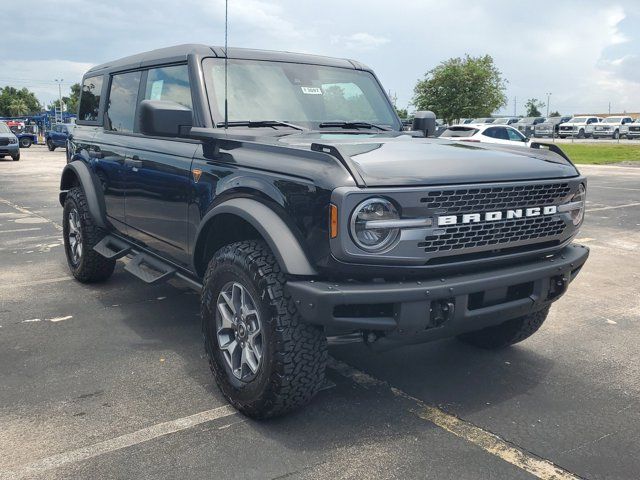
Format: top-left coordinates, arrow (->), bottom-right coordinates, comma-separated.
0,86 -> 42,116
47,84 -> 81,113
549,110 -> 561,117
8,99 -> 28,116
412,54 -> 508,125
394,106 -> 408,119
525,98 -> 545,117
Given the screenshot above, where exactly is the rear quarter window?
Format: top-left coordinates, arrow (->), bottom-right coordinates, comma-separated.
441,127 -> 478,137
78,75 -> 104,122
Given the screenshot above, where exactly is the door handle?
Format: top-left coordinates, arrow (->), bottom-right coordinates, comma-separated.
125,157 -> 143,168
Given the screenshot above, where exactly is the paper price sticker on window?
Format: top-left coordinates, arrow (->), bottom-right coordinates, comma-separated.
150,80 -> 164,100
301,86 -> 323,95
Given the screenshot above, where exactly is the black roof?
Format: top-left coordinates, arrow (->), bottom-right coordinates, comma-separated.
87,44 -> 367,75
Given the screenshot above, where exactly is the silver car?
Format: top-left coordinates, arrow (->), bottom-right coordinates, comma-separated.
0,122 -> 20,161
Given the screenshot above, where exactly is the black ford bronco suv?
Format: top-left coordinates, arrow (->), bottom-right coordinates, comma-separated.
60,44 -> 589,418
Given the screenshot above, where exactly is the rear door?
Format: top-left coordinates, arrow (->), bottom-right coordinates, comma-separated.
121,64 -> 198,266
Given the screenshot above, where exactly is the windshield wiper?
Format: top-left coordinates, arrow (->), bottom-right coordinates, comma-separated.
216,120 -> 306,131
318,121 -> 391,131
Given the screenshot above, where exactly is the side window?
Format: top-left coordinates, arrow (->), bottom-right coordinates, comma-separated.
482,127 -> 497,138
106,71 -> 142,133
507,128 -> 526,142
144,65 -> 192,109
494,127 -> 510,140
78,75 -> 103,122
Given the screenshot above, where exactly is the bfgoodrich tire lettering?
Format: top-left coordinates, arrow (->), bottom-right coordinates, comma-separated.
201,240 -> 327,419
456,306 -> 550,349
63,187 -> 115,283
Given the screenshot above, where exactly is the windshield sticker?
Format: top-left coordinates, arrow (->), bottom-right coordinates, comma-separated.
301,86 -> 322,95
150,80 -> 164,100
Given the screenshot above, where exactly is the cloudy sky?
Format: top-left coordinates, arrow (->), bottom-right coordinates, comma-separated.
2,0 -> 639,116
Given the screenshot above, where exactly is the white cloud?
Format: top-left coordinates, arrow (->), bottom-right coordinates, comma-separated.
0,0 -> 638,114
331,33 -> 390,50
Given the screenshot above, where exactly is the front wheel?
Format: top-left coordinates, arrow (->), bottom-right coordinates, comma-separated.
456,307 -> 550,349
201,240 -> 327,419
63,187 -> 115,282
12,153 -> 20,161
578,129 -> 585,139
613,130 -> 620,140
47,139 -> 56,151
19,137 -> 32,148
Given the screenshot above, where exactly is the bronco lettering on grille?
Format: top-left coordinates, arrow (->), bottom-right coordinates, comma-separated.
437,206 -> 558,226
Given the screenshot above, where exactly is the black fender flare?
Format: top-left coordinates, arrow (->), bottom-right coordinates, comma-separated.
59,161 -> 107,229
194,198 -> 317,276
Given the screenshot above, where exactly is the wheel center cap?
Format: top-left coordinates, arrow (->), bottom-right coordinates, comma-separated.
237,323 -> 247,339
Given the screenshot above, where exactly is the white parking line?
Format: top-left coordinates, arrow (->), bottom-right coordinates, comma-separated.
0,197 -> 62,231
0,405 -> 237,480
586,202 -> 640,212
0,227 -> 43,234
328,358 -> 581,480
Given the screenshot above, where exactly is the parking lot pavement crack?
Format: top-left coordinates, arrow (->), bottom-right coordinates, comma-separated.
328,357 -> 585,480
0,197 -> 62,231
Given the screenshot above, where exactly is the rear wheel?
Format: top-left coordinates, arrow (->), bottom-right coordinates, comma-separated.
47,139 -> 56,151
201,240 -> 327,419
63,187 -> 115,283
457,307 -> 550,349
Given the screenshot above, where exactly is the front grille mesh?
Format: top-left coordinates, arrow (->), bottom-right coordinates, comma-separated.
420,183 -> 571,214
0,138 -> 9,146
419,217 -> 566,253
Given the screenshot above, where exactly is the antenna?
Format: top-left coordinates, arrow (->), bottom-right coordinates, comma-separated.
224,0 -> 229,130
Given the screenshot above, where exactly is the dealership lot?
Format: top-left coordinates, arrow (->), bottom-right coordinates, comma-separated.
0,147 -> 639,479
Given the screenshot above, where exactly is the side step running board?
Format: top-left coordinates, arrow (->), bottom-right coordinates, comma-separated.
124,253 -> 176,285
93,235 -> 131,260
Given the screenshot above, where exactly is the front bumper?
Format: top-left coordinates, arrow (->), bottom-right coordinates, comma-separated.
287,244 -> 589,345
0,144 -> 19,156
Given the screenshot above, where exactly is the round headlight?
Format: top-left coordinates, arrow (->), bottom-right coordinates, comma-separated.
350,198 -> 400,252
571,184 -> 586,226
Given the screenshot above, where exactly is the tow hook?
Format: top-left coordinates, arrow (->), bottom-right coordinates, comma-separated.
429,299 -> 455,328
547,275 -> 568,300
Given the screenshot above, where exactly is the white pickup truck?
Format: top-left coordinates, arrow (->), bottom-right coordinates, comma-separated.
558,116 -> 602,138
620,118 -> 640,139
592,116 -> 634,139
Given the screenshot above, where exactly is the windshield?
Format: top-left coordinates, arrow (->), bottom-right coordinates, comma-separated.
604,117 -> 622,123
516,117 -> 536,124
568,117 -> 588,123
203,58 -> 401,130
0,122 -> 10,134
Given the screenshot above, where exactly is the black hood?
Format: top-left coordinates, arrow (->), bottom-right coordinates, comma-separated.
279,133 -> 579,187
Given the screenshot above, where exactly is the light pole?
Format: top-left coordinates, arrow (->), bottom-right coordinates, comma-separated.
54,79 -> 64,123
546,92 -> 552,118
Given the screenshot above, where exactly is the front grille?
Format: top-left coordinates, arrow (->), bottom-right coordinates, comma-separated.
419,216 -> 567,254
560,126 -> 572,131
0,138 -> 9,146
420,183 -> 571,214
630,127 -> 640,132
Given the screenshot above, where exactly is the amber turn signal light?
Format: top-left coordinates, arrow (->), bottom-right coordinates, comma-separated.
330,204 -> 338,239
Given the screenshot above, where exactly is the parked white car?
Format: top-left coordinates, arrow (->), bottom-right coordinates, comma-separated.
592,116 -> 634,139
558,116 -> 602,138
621,118 -> 640,139
439,124 -> 530,147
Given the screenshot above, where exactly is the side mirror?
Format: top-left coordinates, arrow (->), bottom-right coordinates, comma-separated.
138,100 -> 193,137
412,111 -> 437,137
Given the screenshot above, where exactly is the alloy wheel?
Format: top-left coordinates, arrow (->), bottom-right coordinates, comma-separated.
216,281 -> 263,381
67,209 -> 83,265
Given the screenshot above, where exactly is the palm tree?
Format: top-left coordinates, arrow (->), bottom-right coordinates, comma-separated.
8,99 -> 28,116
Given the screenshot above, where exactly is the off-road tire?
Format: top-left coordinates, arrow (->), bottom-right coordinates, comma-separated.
47,139 -> 56,151
12,153 -> 20,161
63,187 -> 115,283
578,129 -> 585,139
201,240 -> 327,419
457,306 -> 550,349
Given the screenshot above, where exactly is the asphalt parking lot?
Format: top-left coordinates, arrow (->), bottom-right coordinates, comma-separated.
1,146 -> 639,480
